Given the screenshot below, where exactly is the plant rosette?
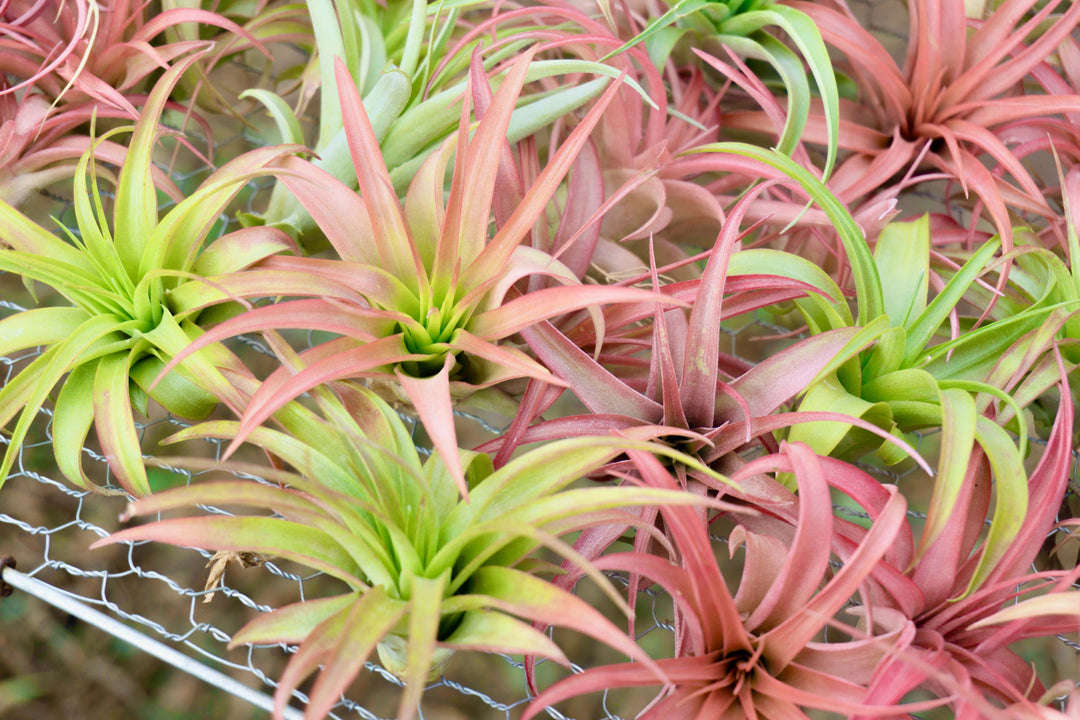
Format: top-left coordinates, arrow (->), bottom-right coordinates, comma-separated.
159,48 -> 685,497
93,384 -> 737,720
0,49 -> 305,496
520,444 -> 947,719
849,362 -> 1077,713
749,0 -> 1080,254
487,176 -> 909,473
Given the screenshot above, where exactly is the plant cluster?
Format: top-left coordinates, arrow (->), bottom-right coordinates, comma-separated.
2,1 -> 1080,718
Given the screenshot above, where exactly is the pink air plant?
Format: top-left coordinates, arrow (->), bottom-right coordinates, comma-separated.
736,0 -> 1080,258
0,85 -> 188,208
521,444 -> 940,720
0,1 -> 284,207
482,179 -> 921,477
0,0 -> 271,117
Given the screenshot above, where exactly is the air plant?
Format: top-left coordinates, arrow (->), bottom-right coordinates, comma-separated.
486,175 -> 916,479
92,384 -> 734,720
0,0 -> 272,118
0,0 -> 283,208
671,142 -> 1078,592
740,0 -> 1080,254
159,50 -> 681,497
521,443 -> 929,720
0,50 -> 305,495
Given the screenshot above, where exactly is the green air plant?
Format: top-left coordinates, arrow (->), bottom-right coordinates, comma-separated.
92,384 -> 735,720
0,49 -> 305,496
600,0 -> 841,179
159,49 -> 681,498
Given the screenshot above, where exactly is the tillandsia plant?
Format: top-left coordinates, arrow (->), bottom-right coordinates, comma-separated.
745,0 -> 1080,253
521,444 -> 935,720
0,49 -> 306,496
92,384 -> 736,720
160,50 -> 681,497
674,142 -> 1078,584
0,83 -> 185,208
0,0 -> 271,118
486,177 -> 923,478
0,0 -> 280,207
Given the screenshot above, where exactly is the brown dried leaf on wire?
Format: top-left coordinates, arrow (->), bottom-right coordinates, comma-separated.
203,550 -> 266,604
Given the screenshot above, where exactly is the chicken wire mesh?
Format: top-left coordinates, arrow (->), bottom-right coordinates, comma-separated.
3,0 -> 1080,717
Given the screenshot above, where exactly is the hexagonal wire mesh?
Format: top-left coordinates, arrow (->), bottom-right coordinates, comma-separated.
2,0 -> 1080,717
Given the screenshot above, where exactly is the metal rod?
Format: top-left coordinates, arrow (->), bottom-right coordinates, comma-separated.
1,564 -> 305,720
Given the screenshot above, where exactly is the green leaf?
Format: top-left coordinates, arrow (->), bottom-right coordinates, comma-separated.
687,143 -> 882,323
114,49 -> 210,279
598,0 -> 710,63
718,33 -> 812,162
921,305 -> 1060,381
398,573 -> 448,714
128,355 -> 217,420
860,325 -> 907,382
786,372 -> 893,461
51,362 -> 102,492
94,516 -> 367,587
0,307 -> 90,359
463,566 -> 664,676
969,592 -> 1080,630
875,215 -> 930,328
0,315 -> 132,492
231,592 -> 362,647
729,248 -> 847,306
307,0 -> 348,150
0,198 -> 86,265
443,609 -> 567,662
902,237 -> 1001,367
72,129 -> 133,297
861,368 -> 939,403
961,417 -> 1028,597
140,310 -> 247,412
93,351 -> 150,496
238,88 -> 305,145
725,5 -> 841,177
0,250 -> 116,315
147,145 -> 302,278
